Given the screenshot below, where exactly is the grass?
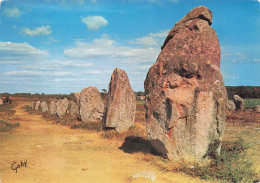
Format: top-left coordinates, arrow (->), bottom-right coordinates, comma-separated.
179,137 -> 259,183
0,120 -> 20,132
71,120 -> 103,132
0,104 -> 15,113
245,98 -> 260,108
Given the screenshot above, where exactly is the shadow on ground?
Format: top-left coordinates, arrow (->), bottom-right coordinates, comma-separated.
119,136 -> 161,156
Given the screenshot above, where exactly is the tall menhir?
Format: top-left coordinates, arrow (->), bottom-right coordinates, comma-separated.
144,6 -> 227,162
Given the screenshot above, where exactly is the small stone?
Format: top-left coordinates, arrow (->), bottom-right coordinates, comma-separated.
70,101 -> 79,118
35,101 -> 41,110
227,100 -> 236,111
32,102 -> 36,110
254,105 -> 260,112
74,92 -> 80,105
41,102 -> 48,112
56,98 -> 69,117
49,100 -> 57,115
79,86 -> 104,122
131,170 -> 157,182
0,98 -> 3,105
233,95 -> 245,111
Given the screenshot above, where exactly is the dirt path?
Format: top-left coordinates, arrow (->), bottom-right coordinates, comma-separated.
0,101 -> 213,183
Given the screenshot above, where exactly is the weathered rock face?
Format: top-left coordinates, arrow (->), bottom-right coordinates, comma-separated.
56,98 -> 69,117
74,92 -> 80,105
104,68 -> 136,132
41,102 -> 48,112
144,6 -> 227,162
32,102 -> 36,110
0,98 -> 3,105
227,100 -> 236,111
255,105 -> 260,112
49,100 -> 57,115
79,86 -> 104,122
70,101 -> 79,118
233,95 -> 244,111
35,101 -> 41,110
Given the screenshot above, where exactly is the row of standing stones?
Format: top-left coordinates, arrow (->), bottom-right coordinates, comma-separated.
29,67 -> 136,133
22,6 -> 259,163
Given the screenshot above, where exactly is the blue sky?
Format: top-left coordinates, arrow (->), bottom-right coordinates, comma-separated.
0,0 -> 259,94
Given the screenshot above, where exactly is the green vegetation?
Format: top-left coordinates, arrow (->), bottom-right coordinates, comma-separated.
0,120 -> 20,132
0,103 -> 16,117
71,121 -> 103,132
0,92 -> 76,101
245,98 -> 260,108
226,86 -> 260,99
180,138 -> 259,183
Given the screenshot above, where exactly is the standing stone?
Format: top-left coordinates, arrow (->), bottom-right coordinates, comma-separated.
254,105 -> 260,112
49,100 -> 57,115
104,68 -> 136,132
74,92 -> 80,105
32,102 -> 36,110
41,102 -> 48,112
144,6 -> 227,162
79,86 -> 104,122
0,98 -> 3,105
233,95 -> 244,111
227,100 -> 236,111
70,101 -> 79,118
35,101 -> 41,110
29,103 -> 33,109
56,98 -> 69,117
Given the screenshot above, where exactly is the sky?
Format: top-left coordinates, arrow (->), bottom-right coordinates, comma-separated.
0,0 -> 259,94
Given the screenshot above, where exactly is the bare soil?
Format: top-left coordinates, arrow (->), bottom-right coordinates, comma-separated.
0,101 -> 215,183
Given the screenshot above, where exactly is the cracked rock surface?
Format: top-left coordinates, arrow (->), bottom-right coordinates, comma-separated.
144,6 -> 227,162
104,68 -> 136,132
79,86 -> 104,122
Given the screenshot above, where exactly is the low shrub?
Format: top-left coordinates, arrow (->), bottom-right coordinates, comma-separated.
245,98 -> 260,108
71,120 -> 103,132
180,137 -> 259,182
0,120 -> 20,132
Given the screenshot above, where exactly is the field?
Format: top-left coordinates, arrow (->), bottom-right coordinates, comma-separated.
0,96 -> 259,183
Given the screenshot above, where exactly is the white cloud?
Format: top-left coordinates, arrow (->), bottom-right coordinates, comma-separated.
18,60 -> 94,70
3,8 -> 23,18
135,36 -> 159,46
221,45 -> 251,62
64,34 -> 160,64
82,16 -> 108,31
0,42 -> 49,62
86,70 -> 101,75
149,30 -> 169,38
44,37 -> 59,44
4,70 -> 72,77
23,25 -> 52,37
131,30 -> 169,47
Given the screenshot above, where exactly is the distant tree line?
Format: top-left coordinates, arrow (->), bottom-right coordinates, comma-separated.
0,93 -> 75,101
226,86 -> 260,99
1,86 -> 259,101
